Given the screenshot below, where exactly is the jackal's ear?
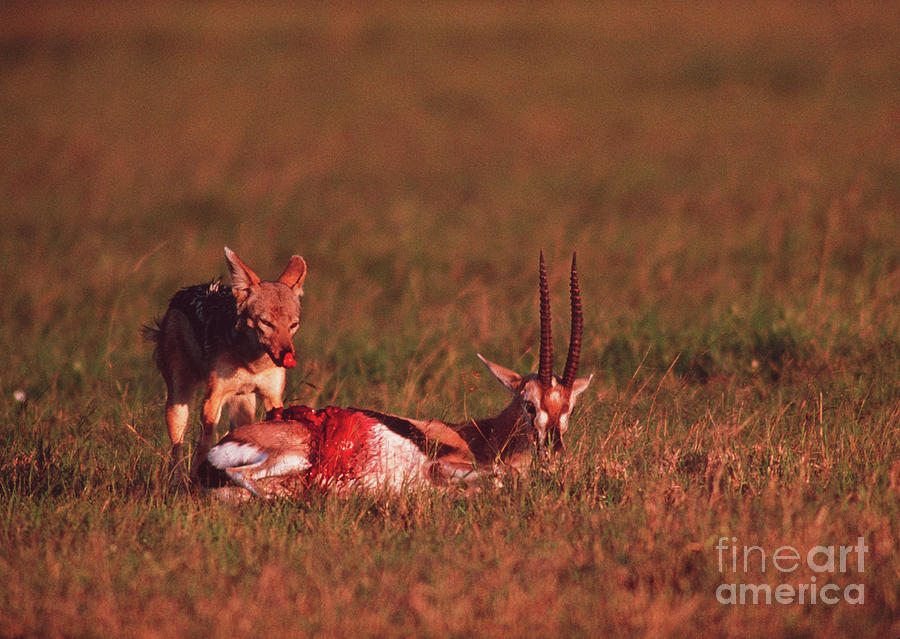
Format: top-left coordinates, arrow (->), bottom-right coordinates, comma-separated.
477,353 -> 523,394
278,255 -> 307,297
224,247 -> 261,307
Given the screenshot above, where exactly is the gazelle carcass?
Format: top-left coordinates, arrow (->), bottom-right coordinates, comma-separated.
203,252 -> 592,499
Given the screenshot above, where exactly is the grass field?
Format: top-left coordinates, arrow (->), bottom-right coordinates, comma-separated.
2,2 -> 900,636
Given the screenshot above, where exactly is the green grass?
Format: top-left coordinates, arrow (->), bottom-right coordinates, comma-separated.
2,1 -> 900,636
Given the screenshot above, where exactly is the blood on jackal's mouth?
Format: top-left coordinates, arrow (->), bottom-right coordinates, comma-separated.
281,352 -> 296,368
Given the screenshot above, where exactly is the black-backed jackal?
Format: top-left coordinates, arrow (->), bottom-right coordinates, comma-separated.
204,252 -> 592,499
145,247 -> 307,482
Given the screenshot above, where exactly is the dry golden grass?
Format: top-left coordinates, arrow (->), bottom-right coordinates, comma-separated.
2,2 -> 900,637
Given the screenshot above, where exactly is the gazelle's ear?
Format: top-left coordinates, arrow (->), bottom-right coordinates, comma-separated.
224,247 -> 260,308
570,374 -> 593,400
278,255 -> 307,297
477,354 -> 522,393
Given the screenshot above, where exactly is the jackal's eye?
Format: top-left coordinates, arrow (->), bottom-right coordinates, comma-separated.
259,319 -> 275,330
289,321 -> 299,332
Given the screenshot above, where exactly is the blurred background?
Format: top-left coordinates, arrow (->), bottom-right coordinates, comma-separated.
4,5 -> 900,636
2,1 -> 900,410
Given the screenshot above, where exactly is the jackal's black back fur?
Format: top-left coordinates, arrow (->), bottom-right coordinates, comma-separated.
143,282 -> 241,367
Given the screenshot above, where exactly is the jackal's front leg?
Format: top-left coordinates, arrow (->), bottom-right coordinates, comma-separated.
256,367 -> 287,415
194,387 -> 228,482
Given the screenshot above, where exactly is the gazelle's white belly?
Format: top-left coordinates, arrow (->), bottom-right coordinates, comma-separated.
352,423 -> 430,492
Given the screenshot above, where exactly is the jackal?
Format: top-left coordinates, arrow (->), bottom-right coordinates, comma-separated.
145,247 -> 307,481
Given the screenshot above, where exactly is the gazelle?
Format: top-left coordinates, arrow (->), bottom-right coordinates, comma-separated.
204,252 -> 592,499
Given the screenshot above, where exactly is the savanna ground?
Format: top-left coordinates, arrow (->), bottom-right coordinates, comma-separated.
2,2 -> 900,636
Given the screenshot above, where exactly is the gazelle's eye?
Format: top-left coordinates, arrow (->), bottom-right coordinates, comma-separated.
524,401 -> 537,418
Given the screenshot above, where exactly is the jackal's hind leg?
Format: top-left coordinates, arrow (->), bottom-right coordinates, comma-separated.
155,308 -> 203,486
164,383 -> 195,487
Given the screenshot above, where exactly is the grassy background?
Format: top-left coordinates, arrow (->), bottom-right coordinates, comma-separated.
2,1 -> 900,636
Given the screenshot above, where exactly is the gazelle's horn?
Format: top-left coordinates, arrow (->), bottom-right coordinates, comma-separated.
538,250 -> 553,387
561,252 -> 583,388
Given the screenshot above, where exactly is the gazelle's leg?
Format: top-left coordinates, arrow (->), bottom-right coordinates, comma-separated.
426,460 -> 487,487
225,469 -> 268,499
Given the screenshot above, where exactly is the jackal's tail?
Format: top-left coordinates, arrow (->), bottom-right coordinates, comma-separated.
141,321 -> 163,374
141,321 -> 161,345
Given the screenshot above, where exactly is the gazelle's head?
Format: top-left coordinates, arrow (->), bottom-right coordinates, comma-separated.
478,251 -> 592,455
